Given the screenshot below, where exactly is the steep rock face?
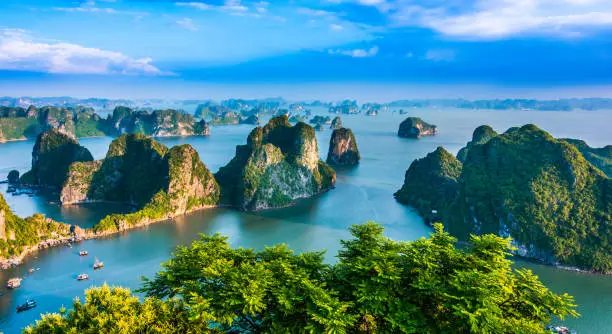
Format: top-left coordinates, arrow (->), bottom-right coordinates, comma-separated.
396,124 -> 612,271
326,128 -> 360,166
210,111 -> 240,125
102,107 -> 207,137
20,129 -> 93,188
165,145 -> 220,214
309,116 -> 331,125
0,106 -> 101,142
397,117 -> 438,138
562,138 -> 612,177
215,115 -> 336,210
239,115 -> 260,125
394,147 -> 462,224
60,161 -> 103,204
150,109 -> 199,137
26,105 -> 38,118
456,125 -> 498,162
7,170 -> 19,184
330,117 -> 342,129
193,120 -> 211,136
62,133 -> 168,205
60,134 -> 220,215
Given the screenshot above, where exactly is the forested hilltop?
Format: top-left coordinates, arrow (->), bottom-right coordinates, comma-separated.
24,223 -> 578,333
395,124 -> 612,272
0,106 -> 210,142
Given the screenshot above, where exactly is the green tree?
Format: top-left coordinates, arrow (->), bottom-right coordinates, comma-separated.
23,285 -> 209,334
25,223 -> 578,333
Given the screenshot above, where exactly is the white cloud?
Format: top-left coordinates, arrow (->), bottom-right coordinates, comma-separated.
175,2 -> 211,10
176,17 -> 198,31
330,23 -> 344,31
223,0 -> 248,11
329,45 -> 379,57
298,7 -> 337,17
409,0 -> 612,39
176,0 -> 248,12
52,1 -> 147,16
331,0 -> 612,39
0,29 -> 165,75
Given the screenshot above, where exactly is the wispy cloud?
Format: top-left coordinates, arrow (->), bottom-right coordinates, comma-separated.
176,0 -> 249,12
52,0 -> 148,16
176,17 -> 198,31
329,0 -> 612,39
175,2 -> 211,10
328,45 -> 379,57
424,49 -> 455,62
329,23 -> 344,31
0,29 -> 166,75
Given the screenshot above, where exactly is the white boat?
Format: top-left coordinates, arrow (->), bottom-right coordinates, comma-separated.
93,259 -> 104,270
6,277 -> 22,289
77,273 -> 89,281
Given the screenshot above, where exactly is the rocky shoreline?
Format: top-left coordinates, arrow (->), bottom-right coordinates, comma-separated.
0,204 -> 217,271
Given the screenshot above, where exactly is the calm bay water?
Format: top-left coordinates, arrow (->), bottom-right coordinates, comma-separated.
0,109 -> 610,333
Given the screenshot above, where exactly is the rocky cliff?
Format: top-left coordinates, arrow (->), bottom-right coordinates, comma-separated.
103,107 -> 209,138
330,117 -> 342,129
326,128 -> 360,166
20,129 -> 93,188
395,124 -> 612,272
215,115 -> 336,211
239,115 -> 260,125
60,134 -> 219,209
397,117 -> 438,138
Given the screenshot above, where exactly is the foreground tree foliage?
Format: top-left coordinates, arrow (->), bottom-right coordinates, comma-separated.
24,223 -> 578,333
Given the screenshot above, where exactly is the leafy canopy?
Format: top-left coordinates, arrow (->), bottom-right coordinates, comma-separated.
25,222 -> 578,333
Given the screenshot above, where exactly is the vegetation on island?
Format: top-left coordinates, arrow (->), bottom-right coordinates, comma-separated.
20,129 -> 93,188
395,124 -> 612,272
101,107 -> 210,137
24,222 -> 578,333
456,125 -> 498,162
60,134 -> 219,234
215,115 -> 336,210
562,138 -> 612,177
397,117 -> 438,138
0,193 -> 73,259
0,105 -> 209,142
309,115 -> 332,125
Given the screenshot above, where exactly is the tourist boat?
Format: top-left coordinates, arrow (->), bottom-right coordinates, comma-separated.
77,273 -> 89,281
28,268 -> 35,274
93,259 -> 104,270
79,250 -> 88,256
6,277 -> 22,289
16,299 -> 37,312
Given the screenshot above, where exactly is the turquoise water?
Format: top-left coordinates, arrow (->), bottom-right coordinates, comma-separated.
0,109 -> 610,333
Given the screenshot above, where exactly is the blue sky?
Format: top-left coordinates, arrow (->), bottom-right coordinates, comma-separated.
1,0 -> 612,100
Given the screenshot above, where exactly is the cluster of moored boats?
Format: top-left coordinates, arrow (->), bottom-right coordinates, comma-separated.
6,248 -> 104,313
6,185 -> 37,197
